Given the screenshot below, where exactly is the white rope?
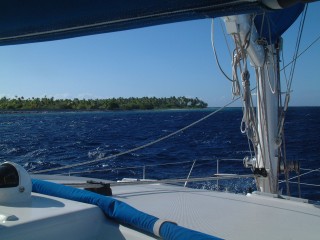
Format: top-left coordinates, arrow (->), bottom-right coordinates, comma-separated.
263,15 -> 277,95
211,19 -> 233,82
219,18 -> 233,59
226,20 -> 262,189
31,99 -> 241,174
232,51 -> 241,97
233,30 -> 257,146
265,63 -> 276,94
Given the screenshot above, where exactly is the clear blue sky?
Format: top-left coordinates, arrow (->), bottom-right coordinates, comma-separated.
0,3 -> 319,107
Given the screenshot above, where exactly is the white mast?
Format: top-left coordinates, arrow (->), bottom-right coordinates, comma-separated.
255,44 -> 280,194
224,15 -> 280,194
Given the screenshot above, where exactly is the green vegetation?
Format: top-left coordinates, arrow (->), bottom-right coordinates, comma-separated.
0,96 -> 207,111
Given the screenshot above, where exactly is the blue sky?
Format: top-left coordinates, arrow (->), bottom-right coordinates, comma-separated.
0,3 -> 319,107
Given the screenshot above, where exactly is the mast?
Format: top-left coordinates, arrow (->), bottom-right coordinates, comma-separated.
255,44 -> 280,194
224,15 -> 280,194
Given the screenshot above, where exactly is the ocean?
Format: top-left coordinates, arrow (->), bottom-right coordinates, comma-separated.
0,107 -> 319,201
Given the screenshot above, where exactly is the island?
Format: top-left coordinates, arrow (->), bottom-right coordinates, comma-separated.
0,96 -> 208,111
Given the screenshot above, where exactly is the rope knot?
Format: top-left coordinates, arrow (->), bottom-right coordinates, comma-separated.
241,70 -> 250,82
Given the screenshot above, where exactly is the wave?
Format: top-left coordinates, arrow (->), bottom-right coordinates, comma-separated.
24,160 -> 63,172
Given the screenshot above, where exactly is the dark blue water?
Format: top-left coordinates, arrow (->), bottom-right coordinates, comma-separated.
0,107 -> 319,201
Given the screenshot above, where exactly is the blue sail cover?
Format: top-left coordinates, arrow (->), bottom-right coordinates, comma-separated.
32,179 -> 222,240
254,3 -> 305,44
0,0 -> 268,46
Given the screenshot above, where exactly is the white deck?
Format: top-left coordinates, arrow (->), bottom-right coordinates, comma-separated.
1,177 -> 320,240
112,183 -> 320,240
0,192 -> 154,240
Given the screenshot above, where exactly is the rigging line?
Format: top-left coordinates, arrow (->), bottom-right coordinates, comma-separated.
300,167 -> 320,171
281,43 -> 290,88
66,160 -> 201,175
31,96 -> 243,174
282,130 -> 291,196
246,132 -> 254,159
211,19 -> 233,82
219,18 -> 233,59
283,181 -> 320,188
244,14 -> 254,50
266,14 -> 274,54
259,12 -> 265,38
65,158 -> 245,175
266,13 -> 278,93
232,47 -> 242,97
240,60 -> 259,162
265,14 -> 278,94
278,167 -> 320,183
280,33 -> 320,72
288,4 -> 308,91
298,166 -> 301,198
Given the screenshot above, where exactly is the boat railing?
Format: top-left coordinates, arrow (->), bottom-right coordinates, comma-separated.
64,158 -> 255,192
63,159 -> 320,198
278,167 -> 320,198
66,158 -> 244,179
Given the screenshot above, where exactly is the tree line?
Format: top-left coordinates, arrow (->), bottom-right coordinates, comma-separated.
0,96 -> 208,111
